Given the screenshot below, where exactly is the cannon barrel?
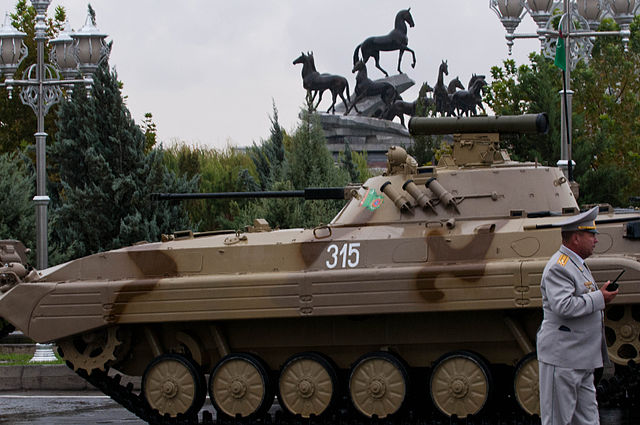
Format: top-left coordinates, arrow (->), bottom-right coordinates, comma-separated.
151,187 -> 357,201
408,113 -> 549,136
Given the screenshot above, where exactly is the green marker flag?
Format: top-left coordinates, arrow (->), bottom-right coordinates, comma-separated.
555,36 -> 566,70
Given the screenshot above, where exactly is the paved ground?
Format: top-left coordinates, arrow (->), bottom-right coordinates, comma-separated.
0,391 -> 145,424
0,392 -> 638,425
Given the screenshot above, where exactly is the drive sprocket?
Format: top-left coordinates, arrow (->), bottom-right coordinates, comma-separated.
57,326 -> 125,373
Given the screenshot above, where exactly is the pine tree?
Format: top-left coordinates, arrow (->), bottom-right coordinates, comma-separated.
339,141 -> 359,183
48,64 -> 195,264
0,152 -> 35,257
236,109 -> 350,230
247,102 -> 286,190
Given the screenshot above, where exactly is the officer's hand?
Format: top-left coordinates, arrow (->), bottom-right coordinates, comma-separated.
600,280 -> 618,304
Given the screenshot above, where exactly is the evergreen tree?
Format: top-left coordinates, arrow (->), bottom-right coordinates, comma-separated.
48,64 -> 195,264
407,136 -> 438,166
247,101 -> 286,190
142,112 -> 158,153
338,141 -> 359,182
0,152 -> 35,258
235,109 -> 350,230
352,150 -> 373,181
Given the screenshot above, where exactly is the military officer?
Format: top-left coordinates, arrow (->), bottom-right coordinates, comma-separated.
536,206 -> 618,425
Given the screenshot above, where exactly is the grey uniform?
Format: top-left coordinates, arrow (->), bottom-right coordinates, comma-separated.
536,245 -> 608,425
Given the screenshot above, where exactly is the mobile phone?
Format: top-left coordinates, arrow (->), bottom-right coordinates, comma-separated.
606,270 -> 625,291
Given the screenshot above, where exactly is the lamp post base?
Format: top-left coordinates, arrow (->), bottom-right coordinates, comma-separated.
29,343 -> 58,363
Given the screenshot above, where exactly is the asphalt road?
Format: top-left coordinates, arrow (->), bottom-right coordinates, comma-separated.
0,392 -> 638,425
0,392 -> 146,424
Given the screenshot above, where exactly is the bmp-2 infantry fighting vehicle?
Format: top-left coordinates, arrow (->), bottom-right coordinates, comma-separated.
1,114 -> 639,424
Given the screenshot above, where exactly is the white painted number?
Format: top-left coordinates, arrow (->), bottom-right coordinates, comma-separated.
325,243 -> 360,269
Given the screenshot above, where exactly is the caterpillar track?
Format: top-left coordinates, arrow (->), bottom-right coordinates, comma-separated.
73,360 -> 640,425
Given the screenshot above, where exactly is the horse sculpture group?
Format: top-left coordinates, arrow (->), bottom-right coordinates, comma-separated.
293,8 -> 486,124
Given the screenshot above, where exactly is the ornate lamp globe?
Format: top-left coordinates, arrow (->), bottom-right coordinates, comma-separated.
0,12 -> 27,80
71,11 -> 109,77
491,0 -> 525,33
608,0 -> 638,26
490,0 -> 526,53
521,0 -> 557,28
577,0 -> 607,30
49,21 -> 78,79
608,0 -> 638,51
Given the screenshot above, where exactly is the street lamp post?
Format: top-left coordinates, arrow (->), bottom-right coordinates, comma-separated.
0,1 -> 109,270
490,0 -> 639,183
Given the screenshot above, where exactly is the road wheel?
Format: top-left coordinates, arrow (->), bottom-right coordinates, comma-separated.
605,305 -> 640,365
142,353 -> 206,418
278,352 -> 338,418
430,350 -> 492,417
209,353 -> 273,419
349,351 -> 408,418
513,352 -> 539,416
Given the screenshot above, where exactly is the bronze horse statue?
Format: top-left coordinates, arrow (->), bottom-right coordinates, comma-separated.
467,74 -> 487,115
353,8 -> 416,77
383,82 -> 433,127
293,51 -> 350,114
450,78 -> 488,117
445,76 -> 465,116
345,60 -> 399,115
433,60 -> 449,117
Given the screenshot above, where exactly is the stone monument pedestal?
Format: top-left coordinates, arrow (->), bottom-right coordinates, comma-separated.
318,113 -> 412,169
316,73 -> 416,168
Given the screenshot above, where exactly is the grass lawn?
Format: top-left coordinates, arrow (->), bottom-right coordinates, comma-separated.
0,351 -> 64,366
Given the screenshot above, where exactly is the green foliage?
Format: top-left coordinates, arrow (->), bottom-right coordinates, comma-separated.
0,352 -> 63,365
352,150 -> 373,181
485,55 -> 562,164
48,64 -> 196,264
407,136 -> 439,166
0,152 -> 35,258
486,16 -> 640,207
570,16 -> 640,205
247,102 -> 286,190
142,113 -> 157,153
235,109 -> 350,230
338,141 -> 359,182
339,143 -> 374,183
162,143 -> 259,231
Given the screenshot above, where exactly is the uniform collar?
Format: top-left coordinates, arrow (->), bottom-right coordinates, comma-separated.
560,244 -> 586,267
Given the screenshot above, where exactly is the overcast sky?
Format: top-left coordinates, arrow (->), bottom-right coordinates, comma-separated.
1,1 -> 543,149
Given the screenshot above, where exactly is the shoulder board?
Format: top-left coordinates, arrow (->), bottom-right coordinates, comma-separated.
557,254 -> 569,266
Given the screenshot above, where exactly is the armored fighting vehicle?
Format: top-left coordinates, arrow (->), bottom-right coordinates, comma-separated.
1,114 -> 639,424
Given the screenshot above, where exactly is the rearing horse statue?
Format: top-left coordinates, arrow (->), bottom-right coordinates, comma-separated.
353,8 -> 416,77
293,51 -> 351,114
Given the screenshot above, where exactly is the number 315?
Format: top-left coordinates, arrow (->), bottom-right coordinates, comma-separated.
325,243 -> 360,269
